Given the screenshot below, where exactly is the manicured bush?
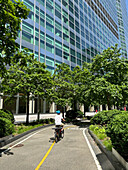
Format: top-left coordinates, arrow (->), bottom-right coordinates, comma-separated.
106,112 -> 128,157
76,110 -> 84,118
66,110 -> 77,119
0,109 -> 15,123
66,110 -> 83,119
90,110 -> 121,125
0,117 -> 14,137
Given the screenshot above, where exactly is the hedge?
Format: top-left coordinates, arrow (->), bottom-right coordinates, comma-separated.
0,109 -> 14,123
0,117 -> 14,137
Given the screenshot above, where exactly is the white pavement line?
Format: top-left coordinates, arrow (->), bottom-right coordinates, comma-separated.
83,128 -> 102,170
3,126 -> 52,153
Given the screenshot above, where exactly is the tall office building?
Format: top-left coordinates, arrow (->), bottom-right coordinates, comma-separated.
16,0 -> 126,74
116,0 -> 128,58
2,0 -> 127,114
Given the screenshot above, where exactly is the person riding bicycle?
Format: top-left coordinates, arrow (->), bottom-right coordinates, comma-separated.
55,110 -> 65,131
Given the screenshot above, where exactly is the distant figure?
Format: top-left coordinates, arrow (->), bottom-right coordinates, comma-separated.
96,109 -> 98,113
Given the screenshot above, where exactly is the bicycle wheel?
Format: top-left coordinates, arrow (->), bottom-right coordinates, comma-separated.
55,133 -> 58,143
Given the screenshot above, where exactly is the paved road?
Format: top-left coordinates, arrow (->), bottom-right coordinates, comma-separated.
0,125 -> 100,170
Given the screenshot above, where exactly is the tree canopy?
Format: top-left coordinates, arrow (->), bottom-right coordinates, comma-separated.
0,0 -> 29,75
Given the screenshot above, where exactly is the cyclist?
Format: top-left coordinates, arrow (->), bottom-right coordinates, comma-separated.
55,110 -> 65,131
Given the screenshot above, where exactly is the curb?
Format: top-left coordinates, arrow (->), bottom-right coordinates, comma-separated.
88,128 -> 126,170
0,124 -> 54,148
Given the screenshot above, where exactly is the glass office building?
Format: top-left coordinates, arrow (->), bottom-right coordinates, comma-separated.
15,0 -> 124,74
116,0 -> 128,58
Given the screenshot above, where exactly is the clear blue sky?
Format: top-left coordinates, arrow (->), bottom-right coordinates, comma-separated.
126,0 -> 128,16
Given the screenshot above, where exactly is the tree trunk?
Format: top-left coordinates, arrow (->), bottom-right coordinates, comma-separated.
37,96 -> 40,122
26,92 -> 29,125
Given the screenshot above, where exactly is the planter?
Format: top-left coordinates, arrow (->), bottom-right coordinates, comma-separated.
112,148 -> 128,170
88,129 -> 126,170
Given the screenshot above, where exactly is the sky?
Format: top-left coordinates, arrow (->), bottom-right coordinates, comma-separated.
126,0 -> 128,16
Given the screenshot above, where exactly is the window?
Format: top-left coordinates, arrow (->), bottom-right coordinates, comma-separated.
46,2 -> 53,13
22,31 -> 33,44
55,40 -> 62,49
77,59 -> 81,65
55,48 -> 62,57
70,38 -> 75,46
55,28 -> 62,37
46,56 -> 54,67
70,31 -> 75,39
70,48 -> 75,56
37,0 -> 45,6
40,18 -> 45,27
55,10 -> 61,19
77,52 -> 81,59
46,34 -> 54,45
46,22 -> 54,33
63,33 -> 69,42
71,56 -> 76,63
22,21 -> 33,34
69,21 -> 74,29
46,14 -> 54,25
40,40 -> 45,49
46,43 -> 54,53
63,44 -> 69,53
63,27 -> 69,35
40,54 -> 45,63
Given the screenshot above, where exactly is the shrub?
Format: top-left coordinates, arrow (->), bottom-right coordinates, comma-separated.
90,110 -> 121,125
66,110 -> 77,119
66,110 -> 83,119
0,109 -> 15,123
0,117 -> 14,137
76,110 -> 84,118
106,112 -> 128,156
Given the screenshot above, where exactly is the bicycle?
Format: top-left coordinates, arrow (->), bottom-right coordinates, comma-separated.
53,126 -> 64,143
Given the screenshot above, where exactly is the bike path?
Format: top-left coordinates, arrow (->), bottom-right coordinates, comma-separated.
0,125 -> 99,170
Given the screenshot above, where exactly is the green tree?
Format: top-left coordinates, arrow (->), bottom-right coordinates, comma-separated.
52,63 -> 72,116
0,0 -> 29,75
2,50 -> 52,124
89,44 -> 128,108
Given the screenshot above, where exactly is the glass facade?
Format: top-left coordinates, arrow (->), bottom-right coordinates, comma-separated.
116,0 -> 128,58
16,0 -> 128,73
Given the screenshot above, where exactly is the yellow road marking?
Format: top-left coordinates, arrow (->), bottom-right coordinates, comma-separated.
35,125 -> 76,170
35,141 -> 55,170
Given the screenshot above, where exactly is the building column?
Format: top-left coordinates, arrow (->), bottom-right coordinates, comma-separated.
111,105 -> 114,110
43,99 -> 46,113
0,94 -> 3,109
106,104 -> 108,111
66,104 -> 71,111
50,102 -> 56,113
89,105 -> 94,111
80,104 -> 84,113
100,105 -> 102,111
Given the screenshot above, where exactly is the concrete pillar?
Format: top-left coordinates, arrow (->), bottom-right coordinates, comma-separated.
80,104 -> 84,113
111,105 -> 114,110
43,99 -> 46,113
50,102 -> 56,113
0,95 -> 3,109
100,105 -> 102,112
66,104 -> 71,111
29,99 -> 35,114
106,104 -> 108,111
89,105 -> 94,111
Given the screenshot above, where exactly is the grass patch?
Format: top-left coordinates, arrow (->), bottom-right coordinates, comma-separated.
13,118 -> 55,136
